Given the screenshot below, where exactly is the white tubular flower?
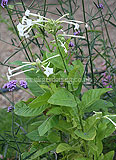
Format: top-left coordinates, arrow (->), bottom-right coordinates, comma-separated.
36,54 -> 60,77
42,54 -> 60,64
85,23 -> 89,28
7,68 -> 33,81
25,9 -> 48,20
58,40 -> 67,53
74,23 -> 80,30
25,9 -> 30,17
7,62 -> 36,81
8,63 -> 34,75
61,34 -> 85,39
17,22 -> 31,38
44,63 -> 53,77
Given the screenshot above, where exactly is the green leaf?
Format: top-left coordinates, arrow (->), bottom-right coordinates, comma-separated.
105,121 -> 115,138
14,101 -> 49,117
81,88 -> 112,109
68,60 -> 84,90
56,143 -> 72,153
48,88 -> 77,107
85,99 -> 114,113
38,115 -> 59,136
68,153 -> 90,160
74,128 -> 96,140
55,120 -> 72,133
31,144 -> 57,159
104,151 -> 114,160
29,91 -> 51,108
46,107 -> 63,115
46,52 -> 65,70
96,122 -> 107,140
47,131 -> 61,143
26,130 -> 47,141
26,76 -> 45,97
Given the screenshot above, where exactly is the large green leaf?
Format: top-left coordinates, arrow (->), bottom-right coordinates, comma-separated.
38,115 -> 59,136
46,107 -> 63,115
56,143 -> 72,153
85,99 -> 114,113
30,144 -> 57,159
67,153 -> 90,160
46,52 -> 65,70
26,76 -> 45,97
104,121 -> 115,138
47,131 -> 61,143
55,120 -> 72,133
68,60 -> 84,90
26,130 -> 47,141
48,88 -> 77,107
104,151 -> 114,160
14,101 -> 49,117
29,91 -> 51,108
74,128 -> 96,140
81,88 -> 112,109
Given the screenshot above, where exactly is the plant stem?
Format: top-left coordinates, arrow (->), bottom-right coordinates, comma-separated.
11,93 -> 21,159
81,0 -> 94,89
99,9 -> 116,59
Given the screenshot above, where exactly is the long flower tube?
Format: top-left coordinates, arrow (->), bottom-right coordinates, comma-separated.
104,115 -> 116,128
6,55 -> 60,80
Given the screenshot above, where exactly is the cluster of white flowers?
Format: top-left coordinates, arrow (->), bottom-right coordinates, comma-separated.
17,10 -> 47,38
7,55 -> 60,80
17,9 -> 87,39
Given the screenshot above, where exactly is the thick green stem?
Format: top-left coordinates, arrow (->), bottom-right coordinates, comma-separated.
54,35 -> 84,133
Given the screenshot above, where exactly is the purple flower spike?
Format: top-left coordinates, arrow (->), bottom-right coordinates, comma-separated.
1,0 -> 8,8
69,41 -> 74,47
19,80 -> 27,89
106,85 -> 112,89
3,80 -> 17,91
7,106 -> 13,112
7,80 -> 17,91
74,30 -> 80,36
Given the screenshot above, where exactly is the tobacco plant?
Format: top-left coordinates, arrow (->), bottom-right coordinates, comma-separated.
7,9 -> 115,160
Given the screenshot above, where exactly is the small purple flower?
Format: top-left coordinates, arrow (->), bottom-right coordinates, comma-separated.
1,0 -> 8,8
69,41 -> 74,47
19,80 -> 27,89
97,4 -> 104,9
106,85 -> 112,89
3,80 -> 17,91
7,106 -> 13,112
74,30 -> 80,36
